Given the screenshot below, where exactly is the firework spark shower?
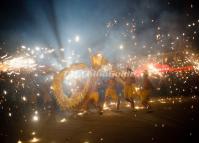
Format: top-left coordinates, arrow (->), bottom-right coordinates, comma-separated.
0,0 -> 199,143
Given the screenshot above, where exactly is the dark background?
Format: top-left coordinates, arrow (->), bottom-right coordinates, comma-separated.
0,0 -> 198,51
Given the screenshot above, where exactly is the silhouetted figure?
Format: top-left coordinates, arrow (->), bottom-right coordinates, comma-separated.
105,77 -> 120,110
123,69 -> 137,111
141,70 -> 153,111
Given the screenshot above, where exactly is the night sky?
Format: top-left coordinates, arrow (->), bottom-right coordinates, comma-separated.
0,0 -> 198,52
1,1 -> 199,142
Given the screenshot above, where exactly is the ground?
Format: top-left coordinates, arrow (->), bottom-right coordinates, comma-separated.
1,96 -> 199,143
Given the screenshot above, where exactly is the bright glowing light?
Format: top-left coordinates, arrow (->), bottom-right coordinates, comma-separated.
21,45 -> 26,49
135,87 -> 140,92
35,111 -> 38,115
32,115 -> 39,122
75,35 -> 80,42
17,140 -> 22,143
119,44 -> 124,50
22,96 -> 27,101
147,64 -> 162,76
149,100 -> 155,103
134,106 -> 145,110
35,46 -> 40,51
110,102 -> 117,106
30,137 -> 40,143
77,111 -> 87,116
125,103 -> 131,107
159,99 -> 167,104
3,90 -> 7,95
60,118 -> 67,123
97,53 -> 102,57
2,56 -> 36,72
103,103 -> 110,110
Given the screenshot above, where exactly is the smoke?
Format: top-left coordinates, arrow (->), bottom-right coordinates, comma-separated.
0,0 -> 196,66
42,0 -> 63,50
99,0 -> 190,63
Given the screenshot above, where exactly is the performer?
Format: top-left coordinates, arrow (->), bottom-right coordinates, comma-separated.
115,78 -> 123,110
123,68 -> 137,111
105,77 -> 120,110
140,70 -> 153,111
98,79 -> 107,111
81,77 -> 102,114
